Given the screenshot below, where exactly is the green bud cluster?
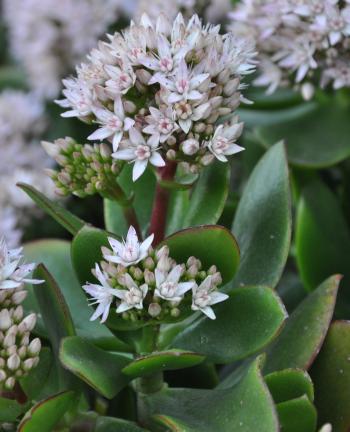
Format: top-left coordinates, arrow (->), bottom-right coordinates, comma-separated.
99,245 -> 222,324
0,289 -> 41,391
42,137 -> 123,198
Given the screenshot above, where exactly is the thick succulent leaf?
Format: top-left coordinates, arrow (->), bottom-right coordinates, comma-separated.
276,396 -> 317,432
232,142 -> 291,289
24,240 -> 127,351
265,369 -> 314,404
172,286 -> 287,363
59,336 -> 132,399
18,391 -> 76,432
160,225 -> 240,285
17,183 -> 84,235
165,190 -> 190,236
264,275 -> 340,373
255,96 -> 350,167
311,321 -> 350,432
296,179 -> 350,315
180,161 -> 230,228
0,398 -> 29,422
33,264 -> 76,352
104,165 -> 156,237
95,417 -> 148,431
19,347 -> 59,400
145,356 -> 279,432
122,350 -> 205,378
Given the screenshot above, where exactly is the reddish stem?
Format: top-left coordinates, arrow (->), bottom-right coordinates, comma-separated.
149,161 -> 177,246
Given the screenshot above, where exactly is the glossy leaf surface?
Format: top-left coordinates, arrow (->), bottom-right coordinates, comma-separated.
311,321 -> 350,432
172,286 -> 287,363
265,275 -> 340,373
232,142 -> 291,289
160,225 -> 240,285
59,336 -> 132,399
122,350 -> 205,378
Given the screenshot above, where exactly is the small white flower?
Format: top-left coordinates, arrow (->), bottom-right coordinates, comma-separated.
88,97 -> 135,151
191,275 -> 228,320
112,127 -> 165,181
143,107 -> 178,144
83,263 -> 118,323
114,273 -> 148,313
154,59 -> 209,103
104,226 -> 154,267
207,123 -> 244,162
155,265 -> 194,302
0,238 -> 43,290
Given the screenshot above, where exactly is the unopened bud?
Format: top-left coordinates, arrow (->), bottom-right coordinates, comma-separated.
187,265 -> 199,278
224,78 -> 240,97
157,256 -> 171,273
143,256 -> 155,270
170,308 -> 181,318
124,100 -> 137,114
12,306 -> 24,323
3,333 -> 15,348
211,272 -> 222,286
144,269 -> 155,285
7,354 -> 20,371
201,154 -> 215,166
136,69 -> 152,85
4,377 -> 15,390
12,290 -> 27,304
148,303 -> 161,318
28,338 -> 41,356
22,358 -> 35,371
181,139 -> 199,156
19,314 -> 37,333
166,149 -> 176,160
0,370 -> 6,382
0,310 -> 12,331
156,246 -> 169,261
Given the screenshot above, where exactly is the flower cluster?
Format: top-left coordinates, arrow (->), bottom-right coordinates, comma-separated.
0,90 -> 54,246
3,0 -> 122,99
56,13 -> 256,181
83,226 -> 228,323
42,137 -> 122,198
0,239 -> 43,391
229,0 -> 350,97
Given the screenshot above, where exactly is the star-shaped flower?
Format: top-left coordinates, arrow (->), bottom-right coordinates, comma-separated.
114,273 -> 148,313
103,226 -> 154,267
155,264 -> 194,302
191,275 -> 228,320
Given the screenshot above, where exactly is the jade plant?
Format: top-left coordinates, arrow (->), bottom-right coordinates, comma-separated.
0,9 -> 349,432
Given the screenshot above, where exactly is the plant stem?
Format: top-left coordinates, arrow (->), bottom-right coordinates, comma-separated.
149,161 -> 177,245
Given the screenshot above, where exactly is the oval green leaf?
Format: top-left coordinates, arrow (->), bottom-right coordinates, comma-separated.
255,96 -> 350,167
172,286 -> 287,364
295,179 -> 350,315
18,391 -> 75,432
232,141 -> 291,289
311,321 -> 350,432
59,336 -> 132,399
0,398 -> 28,422
180,161 -> 230,228
145,356 -> 279,432
265,369 -> 314,404
160,225 -> 240,285
276,396 -> 317,432
122,349 -> 205,378
264,275 -> 340,374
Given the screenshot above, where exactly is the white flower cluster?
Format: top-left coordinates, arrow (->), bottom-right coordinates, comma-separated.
83,226 -> 228,323
56,13 -> 256,181
229,0 -> 350,97
0,238 -> 42,391
3,0 -> 122,99
0,91 -> 54,246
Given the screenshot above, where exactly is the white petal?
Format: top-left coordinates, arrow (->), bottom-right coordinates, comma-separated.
129,127 -> 145,146
140,233 -> 154,257
112,148 -> 135,161
112,131 -> 123,151
201,306 -> 216,320
179,118 -> 192,133
155,268 -> 166,287
88,127 -> 112,141
124,117 -> 135,131
224,144 -> 245,156
117,302 -> 133,313
177,281 -> 195,296
167,265 -> 183,284
150,152 -> 165,168
108,237 -> 124,255
133,159 -> 148,181
210,291 -> 229,305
